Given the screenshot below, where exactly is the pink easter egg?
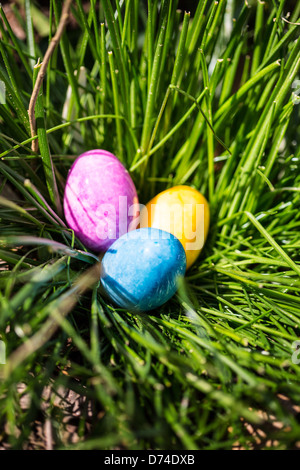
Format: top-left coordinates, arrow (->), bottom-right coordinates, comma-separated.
63,149 -> 139,252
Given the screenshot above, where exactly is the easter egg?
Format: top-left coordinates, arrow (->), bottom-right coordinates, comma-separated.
100,228 -> 186,311
140,185 -> 209,269
64,149 -> 139,252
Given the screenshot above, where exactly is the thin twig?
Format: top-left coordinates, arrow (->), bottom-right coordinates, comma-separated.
28,0 -> 73,152
281,17 -> 300,26
44,418 -> 54,450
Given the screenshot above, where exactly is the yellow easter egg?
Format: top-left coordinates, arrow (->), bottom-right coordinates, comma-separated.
140,185 -> 209,269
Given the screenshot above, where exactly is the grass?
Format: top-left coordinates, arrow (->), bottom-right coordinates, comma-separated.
0,0 -> 300,450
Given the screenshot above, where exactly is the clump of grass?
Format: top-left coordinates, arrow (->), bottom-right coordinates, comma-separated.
0,0 -> 300,450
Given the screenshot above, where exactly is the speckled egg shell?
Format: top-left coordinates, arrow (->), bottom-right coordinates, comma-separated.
63,149 -> 139,252
140,185 -> 209,269
100,228 -> 186,312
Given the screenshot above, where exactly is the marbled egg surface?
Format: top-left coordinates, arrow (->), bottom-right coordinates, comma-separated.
100,228 -> 186,312
140,185 -> 209,269
64,150 -> 139,252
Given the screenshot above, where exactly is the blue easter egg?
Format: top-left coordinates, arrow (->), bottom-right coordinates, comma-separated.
100,228 -> 186,311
